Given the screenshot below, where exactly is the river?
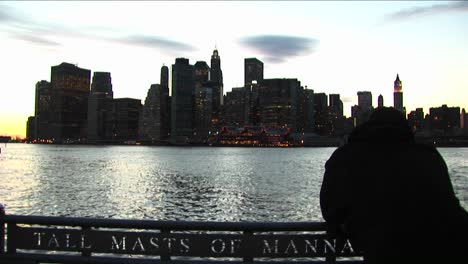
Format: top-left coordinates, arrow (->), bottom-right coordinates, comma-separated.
1,144 -> 466,221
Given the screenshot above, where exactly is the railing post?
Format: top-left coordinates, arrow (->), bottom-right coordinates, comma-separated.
242,230 -> 254,263
0,204 -> 4,254
160,229 -> 171,261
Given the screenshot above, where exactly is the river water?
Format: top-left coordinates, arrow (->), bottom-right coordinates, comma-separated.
1,144 -> 467,221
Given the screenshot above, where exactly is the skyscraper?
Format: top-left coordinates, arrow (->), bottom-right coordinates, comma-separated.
357,91 -> 373,111
210,48 -> 223,107
378,94 -> 384,108
87,72 -> 113,143
34,80 -> 52,141
50,62 -> 91,142
257,78 -> 301,131
352,91 -> 373,126
171,58 -> 195,143
329,94 -> 343,117
393,74 -> 405,114
244,58 -> 264,86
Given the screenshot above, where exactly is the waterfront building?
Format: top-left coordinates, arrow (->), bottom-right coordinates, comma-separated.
329,94 -> 345,135
257,78 -> 301,131
210,48 -> 223,107
108,98 -> 141,143
378,94 -> 384,108
32,80 -> 52,141
357,91 -> 373,111
224,87 -> 250,127
429,105 -> 461,135
329,94 -> 343,117
299,88 -> 315,133
352,91 -> 373,126
393,74 -> 405,114
37,63 -> 91,143
193,86 -> 213,142
213,126 -> 291,147
87,72 -> 113,143
313,93 -> 330,135
160,65 -> 171,140
244,58 -> 264,86
171,58 -> 195,144
408,108 -> 425,132
139,66 -> 171,143
139,84 -> 168,143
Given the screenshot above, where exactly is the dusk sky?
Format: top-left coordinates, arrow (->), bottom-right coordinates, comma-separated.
1,1 -> 467,138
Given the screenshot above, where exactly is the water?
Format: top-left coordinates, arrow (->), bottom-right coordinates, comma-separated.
1,144 -> 467,221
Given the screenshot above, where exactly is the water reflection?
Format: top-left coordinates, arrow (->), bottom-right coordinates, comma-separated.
1,145 -> 466,221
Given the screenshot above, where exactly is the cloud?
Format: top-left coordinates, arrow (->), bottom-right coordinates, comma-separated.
117,35 -> 196,53
239,35 -> 319,63
14,34 -> 61,47
0,3 -> 195,54
386,1 -> 468,21
0,4 -> 18,23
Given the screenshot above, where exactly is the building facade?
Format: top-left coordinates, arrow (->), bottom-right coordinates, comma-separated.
87,72 -> 113,143
244,58 -> 264,86
171,58 -> 195,143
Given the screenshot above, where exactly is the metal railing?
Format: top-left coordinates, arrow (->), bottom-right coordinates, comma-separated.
0,207 -> 362,264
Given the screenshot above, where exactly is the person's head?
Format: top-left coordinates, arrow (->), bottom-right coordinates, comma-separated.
349,107 -> 414,144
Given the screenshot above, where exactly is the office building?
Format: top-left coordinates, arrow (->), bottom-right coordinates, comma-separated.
378,94 -> 384,108
171,58 -> 195,143
429,105 -> 460,134
408,108 -> 424,132
257,78 -> 301,131
193,86 -> 213,142
210,48 -> 223,106
87,72 -> 113,143
244,58 -> 264,86
50,63 -> 91,142
33,80 -> 53,141
393,74 -> 405,114
108,98 -> 141,142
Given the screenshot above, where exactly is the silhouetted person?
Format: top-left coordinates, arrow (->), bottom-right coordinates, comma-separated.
320,107 -> 468,264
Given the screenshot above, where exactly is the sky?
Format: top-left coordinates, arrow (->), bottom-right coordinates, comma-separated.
0,1 -> 467,138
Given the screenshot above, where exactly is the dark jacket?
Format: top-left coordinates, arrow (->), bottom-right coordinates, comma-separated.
320,120 -> 468,264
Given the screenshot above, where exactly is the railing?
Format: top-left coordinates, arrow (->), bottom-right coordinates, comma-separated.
0,208 -> 363,264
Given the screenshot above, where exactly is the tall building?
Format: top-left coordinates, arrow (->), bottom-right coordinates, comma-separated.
429,105 -> 460,134
224,87 -> 249,127
299,88 -> 315,133
393,74 -> 405,114
193,86 -> 213,142
378,94 -> 384,108
194,61 -> 210,86
33,80 -> 52,141
108,98 -> 141,142
171,58 -> 195,143
357,91 -> 373,111
408,108 -> 424,132
313,93 -> 329,135
87,72 -> 113,143
329,94 -> 343,117
210,48 -> 223,106
352,91 -> 373,126
244,58 -> 264,86
161,65 -> 169,89
329,94 -> 345,135
257,78 -> 301,131
138,65 -> 173,143
50,63 -> 91,142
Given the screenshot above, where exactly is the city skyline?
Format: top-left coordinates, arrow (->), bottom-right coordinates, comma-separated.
1,1 -> 468,138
